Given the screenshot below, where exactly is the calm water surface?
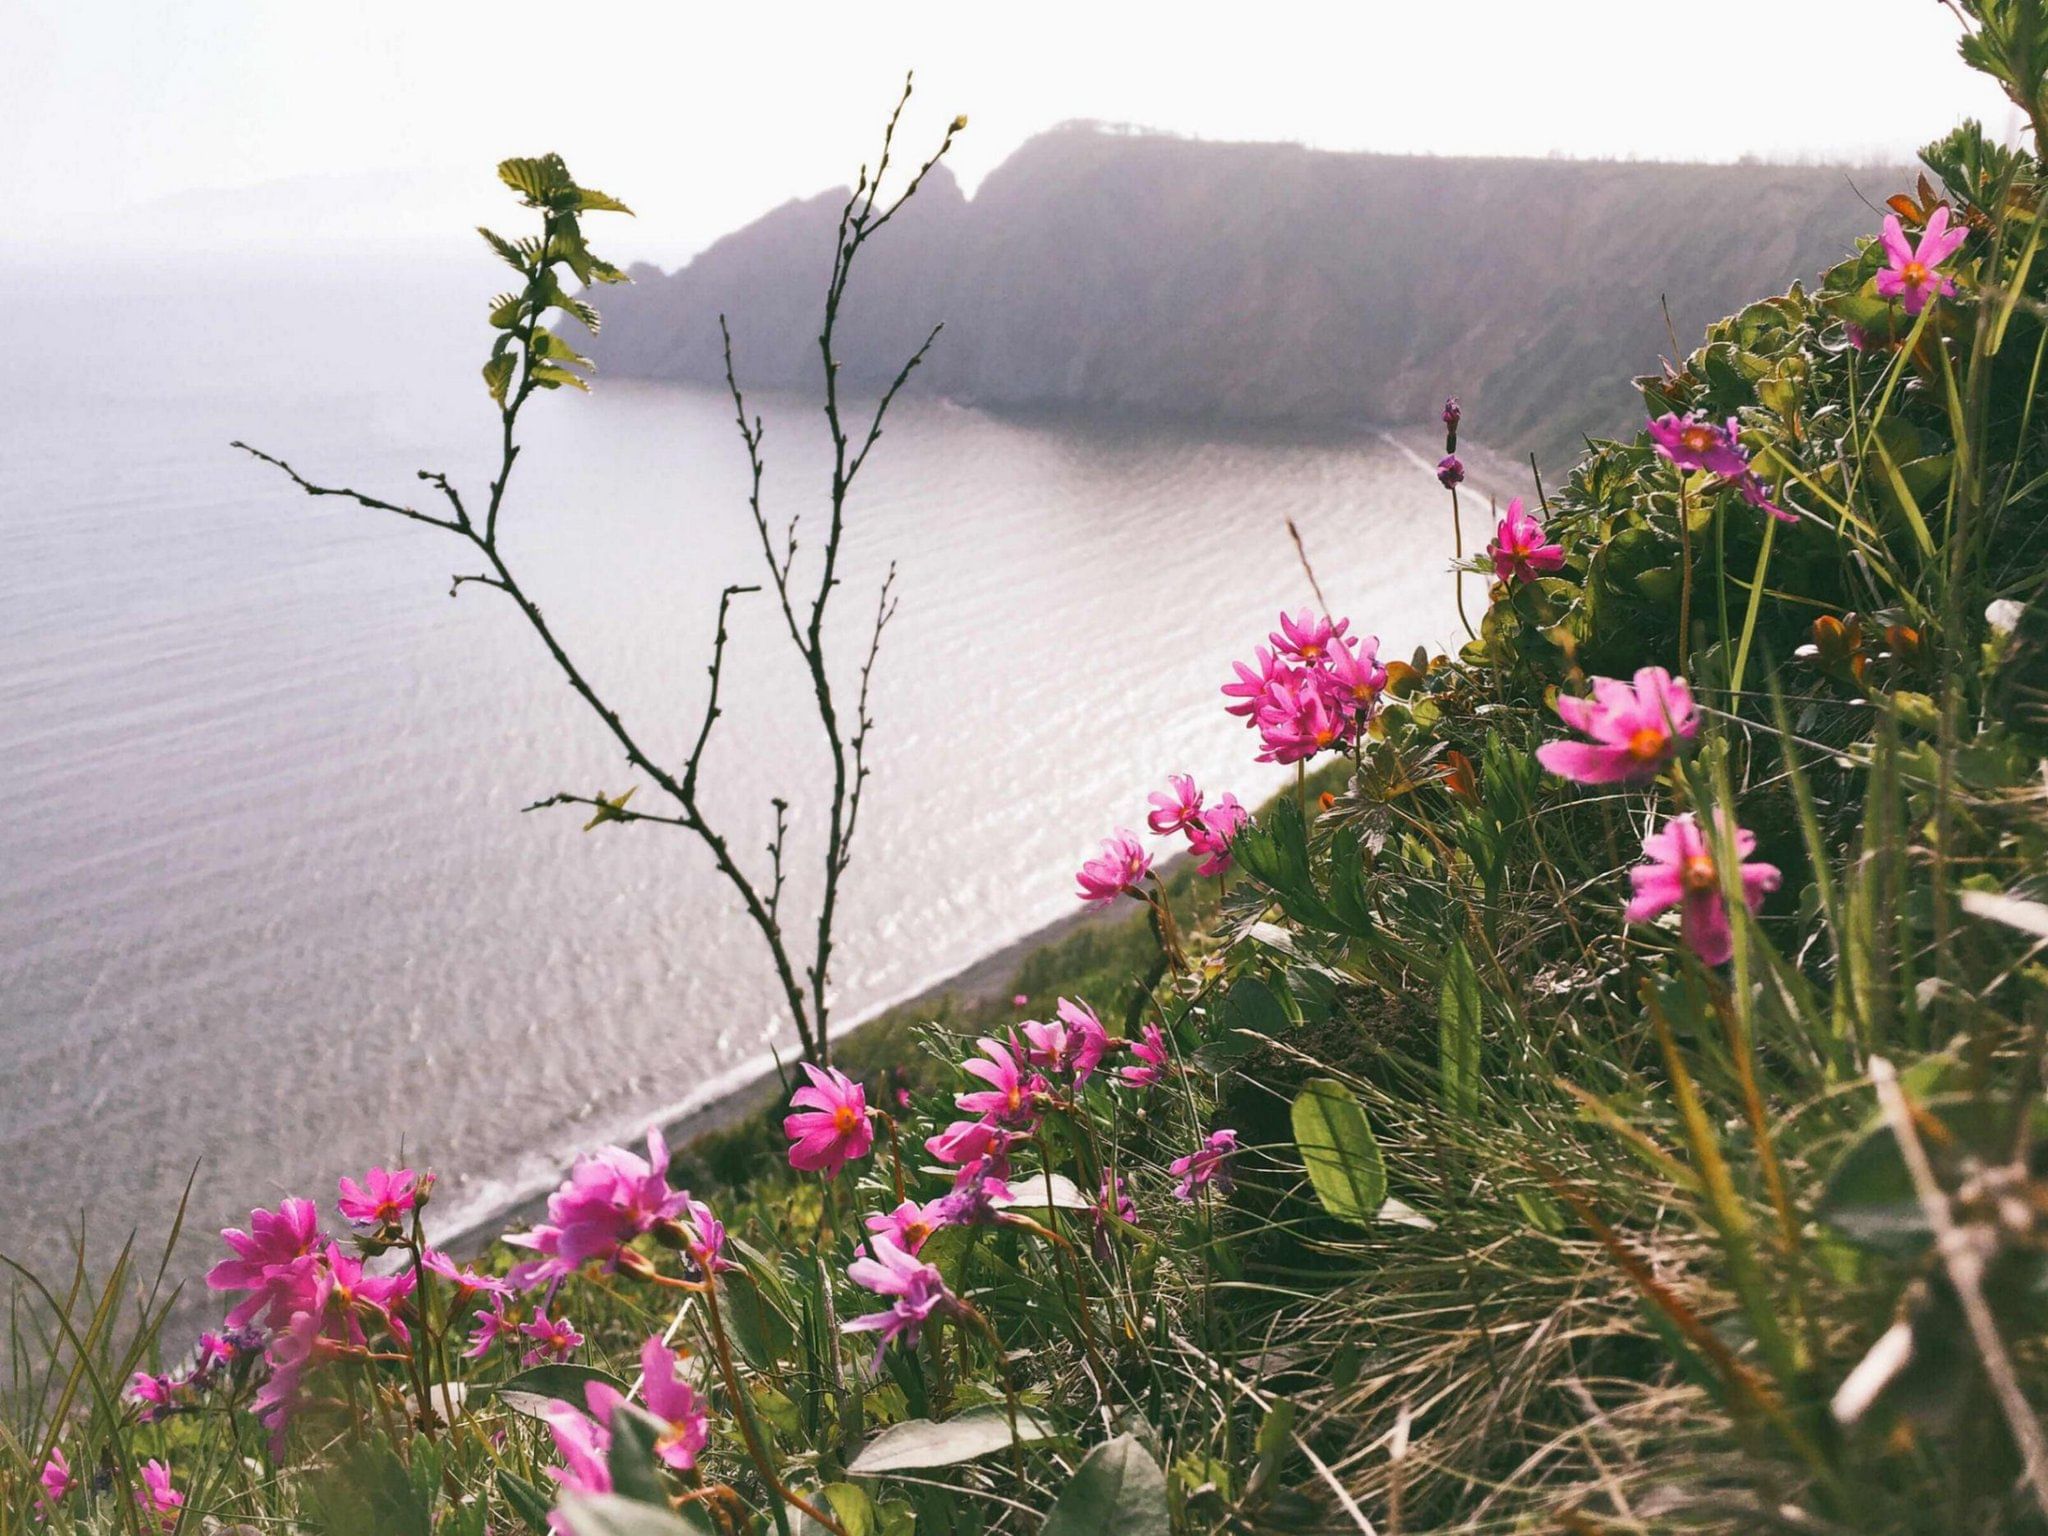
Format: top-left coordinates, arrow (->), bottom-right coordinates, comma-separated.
0,255 -> 1477,1302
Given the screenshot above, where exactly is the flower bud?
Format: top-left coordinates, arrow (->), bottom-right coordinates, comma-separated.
1441,396 -> 1461,430
1436,454 -> 1465,489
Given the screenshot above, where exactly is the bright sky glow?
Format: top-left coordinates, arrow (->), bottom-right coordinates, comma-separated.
3,1 -> 2018,263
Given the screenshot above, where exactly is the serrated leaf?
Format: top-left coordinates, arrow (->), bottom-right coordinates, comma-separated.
530,363 -> 592,392
1039,1435 -> 1170,1536
847,1406 -> 1053,1474
483,351 -> 516,407
1291,1078 -> 1386,1226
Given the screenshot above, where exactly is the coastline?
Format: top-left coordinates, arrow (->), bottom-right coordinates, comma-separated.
433,423 -> 1509,1263
439,892 -> 1123,1260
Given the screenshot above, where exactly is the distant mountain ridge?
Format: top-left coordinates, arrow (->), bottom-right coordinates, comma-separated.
589,124 -> 1903,462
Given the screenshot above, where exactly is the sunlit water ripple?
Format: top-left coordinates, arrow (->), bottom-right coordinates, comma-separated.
0,255 -> 1493,1312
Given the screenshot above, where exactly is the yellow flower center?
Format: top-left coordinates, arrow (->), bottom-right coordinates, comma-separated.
832,1104 -> 863,1136
1902,259 -> 1929,287
1627,726 -> 1668,762
1682,853 -> 1718,893
1679,425 -> 1715,453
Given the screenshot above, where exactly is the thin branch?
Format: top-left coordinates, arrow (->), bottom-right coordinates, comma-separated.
230,442 -> 463,534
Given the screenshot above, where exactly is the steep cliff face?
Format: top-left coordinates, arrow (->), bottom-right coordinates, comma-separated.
589,125 -> 1898,459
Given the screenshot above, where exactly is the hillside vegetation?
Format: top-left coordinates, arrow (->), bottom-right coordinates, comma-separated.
12,12 -> 2048,1536
592,125 -> 1904,462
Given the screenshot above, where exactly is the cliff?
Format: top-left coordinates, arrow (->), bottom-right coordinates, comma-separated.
590,124 -> 1900,460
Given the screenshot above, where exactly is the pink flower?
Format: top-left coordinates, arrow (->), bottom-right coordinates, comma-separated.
1270,609 -> 1350,664
136,1460 -> 183,1532
337,1166 -> 420,1229
955,1037 -> 1045,1128
539,1401 -> 612,1533
1147,773 -> 1205,835
866,1198 -> 942,1255
521,1311 -> 584,1367
1254,672 -> 1350,764
1647,413 -> 1752,479
127,1369 -> 178,1422
925,1119 -> 1014,1172
1171,1129 -> 1239,1201
1186,793 -> 1249,877
1119,1022 -> 1171,1088
40,1448 -> 73,1508
1437,454 -> 1465,488
464,1293 -> 525,1359
1536,668 -> 1698,785
930,1167 -> 1013,1229
1020,997 -> 1110,1084
1626,811 -> 1781,967
1441,397 -> 1461,431
1011,993 -> 1029,1008
319,1242 -> 417,1346
421,1247 -> 513,1300
1221,646 -> 1286,720
207,1197 -> 322,1329
1647,414 -> 1794,524
1734,470 -> 1794,524
1876,206 -> 1967,316
1324,635 -> 1387,713
782,1062 -> 874,1178
507,1129 -> 687,1282
1093,1174 -> 1138,1259
585,1337 -> 709,1472
1076,830 -> 1153,904
252,1307 -> 327,1452
843,1235 -> 957,1368
1489,498 -> 1564,586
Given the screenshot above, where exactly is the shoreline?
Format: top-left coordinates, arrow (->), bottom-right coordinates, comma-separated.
440,892 -> 1122,1259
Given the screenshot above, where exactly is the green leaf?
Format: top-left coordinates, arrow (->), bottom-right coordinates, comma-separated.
496,1470 -> 556,1534
1291,1078 -> 1386,1226
483,1362 -> 628,1419
1438,939 -> 1482,1122
820,1483 -> 878,1536
1040,1435 -> 1170,1536
847,1406 -> 1054,1475
483,351 -> 516,407
557,1494 -> 697,1536
306,1441 -> 433,1536
1196,975 -> 1288,1071
606,1405 -> 670,1508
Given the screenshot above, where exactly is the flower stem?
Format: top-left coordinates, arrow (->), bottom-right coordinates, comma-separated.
1448,484 -> 1476,640
700,1281 -> 844,1536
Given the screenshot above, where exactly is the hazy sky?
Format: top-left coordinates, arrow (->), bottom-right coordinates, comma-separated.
4,1 -> 2018,264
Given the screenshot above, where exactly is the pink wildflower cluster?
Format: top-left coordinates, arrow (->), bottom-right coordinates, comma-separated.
1646,413 -> 1793,524
1222,611 -> 1387,765
201,1180 -> 434,1447
1534,668 -> 1779,966
505,1129 -> 688,1283
1148,772 -> 1250,876
844,1234 -> 959,1368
